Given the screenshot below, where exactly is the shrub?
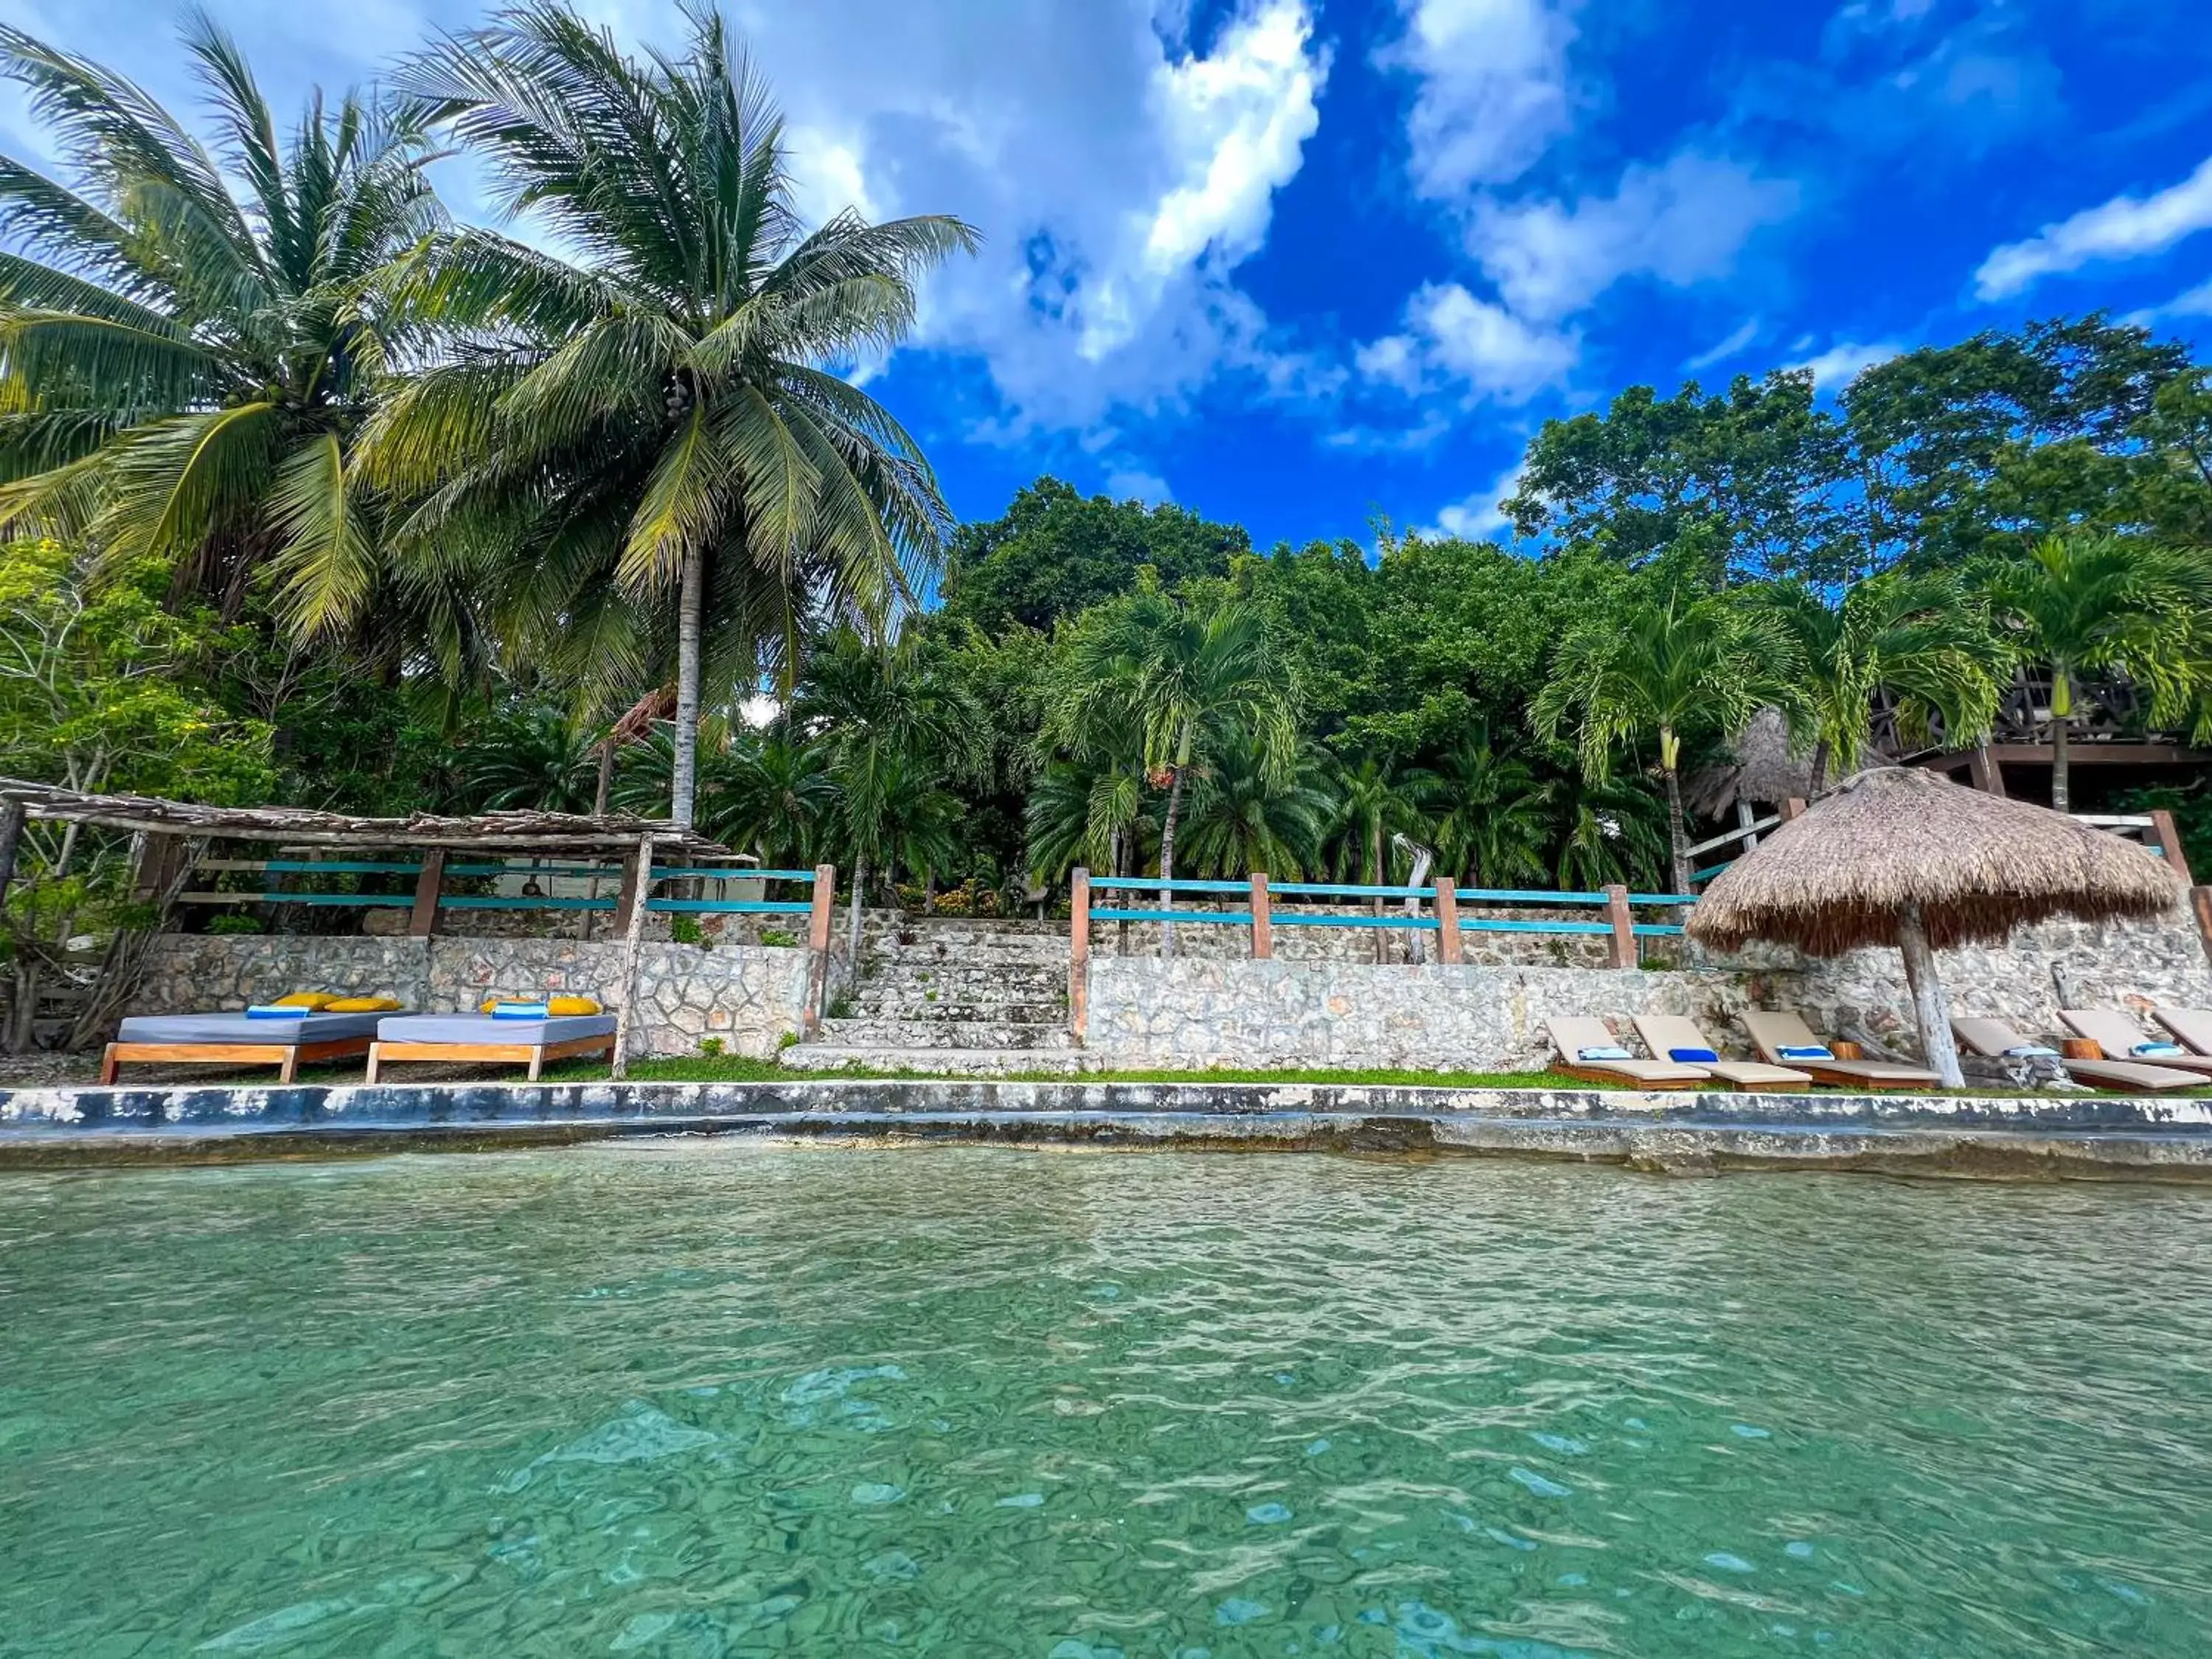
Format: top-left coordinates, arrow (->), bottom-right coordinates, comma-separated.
669,915 -> 709,947
206,914 -> 264,936
759,927 -> 799,947
699,1037 -> 724,1057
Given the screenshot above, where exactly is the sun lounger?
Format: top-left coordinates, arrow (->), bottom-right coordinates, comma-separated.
1739,1010 -> 1943,1090
1952,1015 -> 2200,1094
1545,1017 -> 1711,1089
1630,1014 -> 1814,1091
2057,1009 -> 2212,1080
2154,1008 -> 2212,1059
102,1010 -> 397,1085
366,1012 -> 619,1082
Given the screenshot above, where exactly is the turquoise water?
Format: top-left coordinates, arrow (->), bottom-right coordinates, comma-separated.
3,1149 -> 2210,1657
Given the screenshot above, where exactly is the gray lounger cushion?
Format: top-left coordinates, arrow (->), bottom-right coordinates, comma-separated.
116,1012 -> 392,1045
376,1013 -> 617,1046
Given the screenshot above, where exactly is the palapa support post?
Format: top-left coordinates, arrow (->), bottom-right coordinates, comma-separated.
1894,900 -> 1964,1088
610,830 -> 656,1081
408,849 -> 445,938
1966,745 -> 2006,797
1433,879 -> 1461,966
2191,886 -> 2212,972
803,863 -> 836,1038
1248,872 -> 1272,960
1069,868 -> 1091,1046
1603,884 -> 1637,970
2149,809 -> 2194,888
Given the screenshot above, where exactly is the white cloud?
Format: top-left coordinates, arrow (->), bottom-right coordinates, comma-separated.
2124,277 -> 2212,325
1685,318 -> 1761,372
1975,155 -> 2212,299
1425,460 -> 1528,541
1385,0 -> 1583,199
1787,340 -> 1902,389
1105,467 -> 1173,504
1357,282 -> 1579,404
1469,152 -> 1798,320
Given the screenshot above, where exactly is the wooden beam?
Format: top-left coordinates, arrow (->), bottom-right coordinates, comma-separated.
1781,797 -> 1808,823
1248,872 -> 1272,959
408,849 -> 445,937
1966,745 -> 2006,796
1603,884 -> 1636,970
1433,879 -> 1461,965
2193,886 -> 2212,973
1069,868 -> 1091,1047
2149,808 -> 2194,888
609,830 -> 655,1081
803,863 -> 835,1038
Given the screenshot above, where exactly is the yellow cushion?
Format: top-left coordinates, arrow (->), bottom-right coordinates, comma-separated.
271,992 -> 335,1009
324,995 -> 400,1012
548,995 -> 601,1016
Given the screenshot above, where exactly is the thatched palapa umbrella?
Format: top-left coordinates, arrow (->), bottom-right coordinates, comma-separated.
1686,767 -> 2183,1087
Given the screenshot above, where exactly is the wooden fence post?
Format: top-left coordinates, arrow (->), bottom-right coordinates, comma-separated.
609,832 -> 655,1081
1069,868 -> 1091,1046
0,798 -> 23,914
1603,883 -> 1636,970
1249,872 -> 1272,960
1433,879 -> 1461,966
2149,808 -> 2195,888
804,863 -> 835,1037
408,849 -> 445,938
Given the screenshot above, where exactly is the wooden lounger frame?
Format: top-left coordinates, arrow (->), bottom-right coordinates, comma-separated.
100,1036 -> 372,1085
1551,1062 -> 1706,1091
365,1033 -> 616,1082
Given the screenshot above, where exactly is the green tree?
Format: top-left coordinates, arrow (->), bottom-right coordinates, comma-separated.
1046,580 -> 1295,957
1534,586 -> 1801,894
1756,571 -> 2006,790
1179,737 -> 1335,881
1548,768 -> 1669,893
1328,752 -> 1427,961
1978,534 -> 2212,811
364,2 -> 975,828
1415,725 -> 1554,887
942,477 -> 1250,633
0,18 -> 441,626
458,703 -> 601,812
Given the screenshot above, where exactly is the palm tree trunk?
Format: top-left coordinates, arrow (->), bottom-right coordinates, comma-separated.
1808,737 -> 1831,795
1159,765 -> 1185,961
2050,714 -> 2071,813
1370,820 -> 1386,965
846,849 -> 868,970
1113,824 -> 1131,955
1663,765 -> 1692,897
594,741 -> 614,818
669,548 -> 705,829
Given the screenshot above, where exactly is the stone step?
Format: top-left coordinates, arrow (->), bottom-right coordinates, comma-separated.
863,935 -> 1070,962
779,1044 -> 1100,1076
845,998 -> 1068,1024
815,1018 -> 1074,1051
858,961 -> 1067,988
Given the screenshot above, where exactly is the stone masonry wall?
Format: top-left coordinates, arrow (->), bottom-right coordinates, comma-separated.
130,935 -> 814,1059
1085,913 -> 2212,1072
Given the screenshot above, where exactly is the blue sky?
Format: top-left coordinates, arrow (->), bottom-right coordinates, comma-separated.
4,0 -> 2211,551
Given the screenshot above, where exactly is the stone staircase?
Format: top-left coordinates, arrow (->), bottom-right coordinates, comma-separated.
779,917 -> 1095,1074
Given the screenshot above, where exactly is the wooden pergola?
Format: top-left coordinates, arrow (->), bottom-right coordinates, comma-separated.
0,779 -> 757,1077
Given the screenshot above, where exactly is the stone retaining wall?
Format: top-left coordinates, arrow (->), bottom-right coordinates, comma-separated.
129,935 -> 815,1059
1083,914 -> 2212,1072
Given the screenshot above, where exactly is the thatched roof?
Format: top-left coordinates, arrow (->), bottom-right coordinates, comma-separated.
0,779 -> 734,858
1686,765 -> 2182,956
1687,707 -> 1816,818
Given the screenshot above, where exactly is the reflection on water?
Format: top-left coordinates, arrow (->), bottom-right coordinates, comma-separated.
1,1146 -> 2209,1655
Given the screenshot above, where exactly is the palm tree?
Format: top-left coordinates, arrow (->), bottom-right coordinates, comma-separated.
0,18 -> 441,625
1045,580 -> 1295,957
1758,571 -> 2006,790
1533,586 -> 1801,894
721,734 -> 834,868
459,703 -> 601,811
1026,750 -> 1146,887
801,627 -> 982,958
1415,724 -> 1554,888
1978,535 -> 2212,811
1329,753 -> 1426,961
1549,768 -> 1670,892
1180,737 -> 1335,880
363,4 -> 975,828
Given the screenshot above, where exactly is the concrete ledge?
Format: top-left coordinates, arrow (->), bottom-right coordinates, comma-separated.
3,1078 -> 2211,1179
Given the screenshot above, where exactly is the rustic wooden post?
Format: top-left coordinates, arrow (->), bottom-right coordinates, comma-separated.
1069,867 -> 1091,1046
1248,872 -> 1272,959
1603,883 -> 1636,970
2191,886 -> 2212,971
609,831 -> 655,1081
1433,879 -> 1461,966
408,849 -> 445,937
0,797 -> 23,914
1780,797 -> 1808,824
803,863 -> 835,1037
2149,808 -> 2194,888
1967,745 -> 2006,797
